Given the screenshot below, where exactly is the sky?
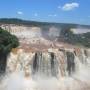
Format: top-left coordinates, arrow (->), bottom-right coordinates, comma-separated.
0,0 -> 90,25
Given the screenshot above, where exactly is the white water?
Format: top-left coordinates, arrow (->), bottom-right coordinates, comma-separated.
0,48 -> 90,90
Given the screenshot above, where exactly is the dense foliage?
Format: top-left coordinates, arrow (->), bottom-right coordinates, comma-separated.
60,28 -> 90,48
0,27 -> 19,53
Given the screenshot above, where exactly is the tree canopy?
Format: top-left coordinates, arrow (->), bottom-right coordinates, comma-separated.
0,27 -> 19,53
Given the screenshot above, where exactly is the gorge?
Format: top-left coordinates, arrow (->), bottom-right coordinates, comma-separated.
0,18 -> 90,90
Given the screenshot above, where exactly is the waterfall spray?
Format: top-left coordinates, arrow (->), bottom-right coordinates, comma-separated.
0,48 -> 90,90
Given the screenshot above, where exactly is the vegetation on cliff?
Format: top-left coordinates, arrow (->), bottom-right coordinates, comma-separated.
0,27 -> 19,73
60,28 -> 90,48
0,27 -> 19,53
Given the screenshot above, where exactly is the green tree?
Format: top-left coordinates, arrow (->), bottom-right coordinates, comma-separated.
0,27 -> 19,53
0,27 -> 19,73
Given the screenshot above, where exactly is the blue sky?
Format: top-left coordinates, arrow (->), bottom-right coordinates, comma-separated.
0,0 -> 90,25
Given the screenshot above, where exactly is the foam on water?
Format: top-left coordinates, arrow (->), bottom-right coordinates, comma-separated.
0,48 -> 90,90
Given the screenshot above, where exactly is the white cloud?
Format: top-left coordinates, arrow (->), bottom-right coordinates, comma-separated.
17,11 -> 23,15
62,2 -> 79,11
48,14 -> 57,17
34,13 -> 38,16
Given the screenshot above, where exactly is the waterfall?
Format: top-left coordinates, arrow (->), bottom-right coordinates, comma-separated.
66,51 -> 75,76
0,48 -> 90,90
6,48 -> 90,78
32,52 -> 59,77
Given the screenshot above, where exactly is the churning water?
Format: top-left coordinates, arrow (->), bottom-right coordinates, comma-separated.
0,48 -> 90,90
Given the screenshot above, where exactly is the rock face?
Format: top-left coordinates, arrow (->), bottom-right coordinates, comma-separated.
0,24 -> 60,38
0,24 -> 42,38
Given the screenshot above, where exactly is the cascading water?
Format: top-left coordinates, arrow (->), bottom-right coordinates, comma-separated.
0,48 -> 90,90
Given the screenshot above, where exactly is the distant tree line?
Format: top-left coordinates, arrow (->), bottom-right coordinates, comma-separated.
0,18 -> 90,28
